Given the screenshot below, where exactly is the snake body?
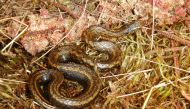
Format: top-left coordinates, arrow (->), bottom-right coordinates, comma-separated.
29,23 -> 140,109
29,64 -> 100,109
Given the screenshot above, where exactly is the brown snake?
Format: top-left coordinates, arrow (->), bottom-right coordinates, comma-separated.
29,22 -> 140,109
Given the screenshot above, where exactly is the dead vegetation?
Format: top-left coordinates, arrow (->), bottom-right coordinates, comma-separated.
0,0 -> 190,109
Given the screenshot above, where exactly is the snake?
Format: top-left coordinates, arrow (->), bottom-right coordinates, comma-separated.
29,22 -> 140,109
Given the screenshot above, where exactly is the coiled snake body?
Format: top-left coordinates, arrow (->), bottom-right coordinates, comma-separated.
29,23 -> 140,109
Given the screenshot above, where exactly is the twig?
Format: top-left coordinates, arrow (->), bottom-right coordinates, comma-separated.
44,0 -> 79,19
171,40 -> 180,78
159,31 -> 190,47
146,46 -> 187,55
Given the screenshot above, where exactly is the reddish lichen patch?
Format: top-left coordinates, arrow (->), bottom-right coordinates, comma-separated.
20,9 -> 75,55
21,34 -> 49,55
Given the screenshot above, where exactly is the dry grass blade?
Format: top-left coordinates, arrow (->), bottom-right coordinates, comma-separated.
1,27 -> 28,52
125,55 -> 190,73
117,75 -> 190,98
1,16 -> 28,52
150,0 -> 155,50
